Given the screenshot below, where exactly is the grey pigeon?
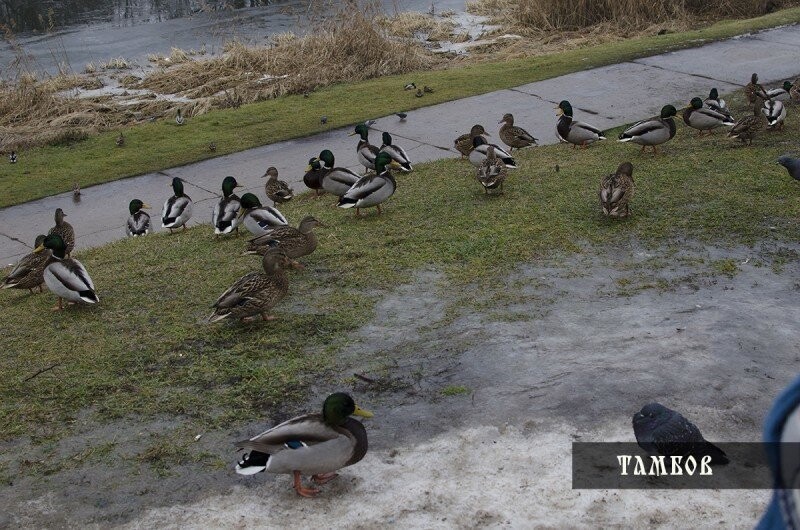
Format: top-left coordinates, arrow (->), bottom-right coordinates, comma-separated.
320,116 -> 328,125
396,113 -> 407,121
778,155 -> 800,181
632,403 -> 729,464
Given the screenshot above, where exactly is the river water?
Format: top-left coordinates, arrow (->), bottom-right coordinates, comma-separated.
0,0 -> 467,77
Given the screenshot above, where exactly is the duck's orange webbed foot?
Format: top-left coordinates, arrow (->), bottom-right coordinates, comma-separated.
293,471 -> 320,498
312,472 -> 339,485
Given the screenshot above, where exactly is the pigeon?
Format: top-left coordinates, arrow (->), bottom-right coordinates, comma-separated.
175,109 -> 185,126
778,155 -> 800,181
396,113 -> 407,121
423,85 -> 434,93
404,82 -> 416,90
209,142 -> 217,152
415,89 -> 423,98
320,116 -> 328,125
116,132 -> 125,147
364,119 -> 377,128
9,151 -> 17,163
632,403 -> 729,465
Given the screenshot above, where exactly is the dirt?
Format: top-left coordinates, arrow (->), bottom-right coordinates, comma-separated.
2,240 -> 799,528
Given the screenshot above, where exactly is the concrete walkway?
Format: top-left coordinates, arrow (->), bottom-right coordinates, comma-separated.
2,25 -> 800,263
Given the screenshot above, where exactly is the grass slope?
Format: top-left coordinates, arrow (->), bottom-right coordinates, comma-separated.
0,91 -> 798,473
1,8 -> 799,208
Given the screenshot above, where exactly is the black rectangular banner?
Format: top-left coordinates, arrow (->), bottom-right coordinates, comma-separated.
571,443 -> 789,489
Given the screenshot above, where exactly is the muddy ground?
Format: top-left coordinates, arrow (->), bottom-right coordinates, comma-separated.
2,240 -> 799,528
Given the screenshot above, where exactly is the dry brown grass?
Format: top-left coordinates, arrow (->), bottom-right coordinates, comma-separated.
468,0 -> 794,32
139,1 -> 437,105
378,11 -> 461,40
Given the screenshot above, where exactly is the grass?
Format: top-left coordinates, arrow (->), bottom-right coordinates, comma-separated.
1,7 -> 800,208
1,89 -> 799,476
441,385 -> 472,396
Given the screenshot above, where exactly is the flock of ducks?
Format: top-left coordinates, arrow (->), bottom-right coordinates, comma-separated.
3,72 -> 800,497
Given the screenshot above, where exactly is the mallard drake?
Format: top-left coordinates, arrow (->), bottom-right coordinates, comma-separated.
34,234 -> 98,310
349,123 -> 379,172
764,81 -> 793,101
599,162 -> 635,218
209,246 -> 296,323
379,132 -> 413,172
454,124 -> 488,158
126,199 -> 151,237
175,109 -> 185,125
48,208 -> 75,257
303,157 -> 326,197
682,97 -> 735,134
703,88 -> 729,116
212,176 -> 242,236
1,235 -> 48,293
469,136 -> 516,168
235,392 -> 373,498
317,150 -> 361,197
618,105 -> 677,155
263,167 -> 294,206
239,193 -> 288,236
338,152 -> 400,216
9,151 -> 17,164
555,101 -> 606,148
245,216 -> 324,262
763,98 -> 787,130
728,95 -> 768,145
161,177 -> 193,232
498,113 -> 538,151
477,145 -> 507,194
116,132 -> 125,147
745,73 -> 761,104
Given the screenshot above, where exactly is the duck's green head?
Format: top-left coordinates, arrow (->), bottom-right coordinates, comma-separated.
129,199 -> 150,215
751,73 -> 758,84
34,234 -> 67,259
171,177 -> 185,196
349,123 -> 369,140
306,157 -> 321,172
472,135 -> 488,148
33,234 -> 46,247
375,151 -> 401,174
318,149 -> 335,168
221,176 -> 239,197
784,81 -> 794,91
239,192 -> 262,210
689,97 -> 703,110
556,100 -> 573,117
660,104 -> 677,118
322,392 -> 373,426
381,131 -> 393,146
54,208 -> 66,225
708,88 -> 719,100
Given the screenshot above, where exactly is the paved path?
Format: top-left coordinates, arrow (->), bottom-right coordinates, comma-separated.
2,25 -> 800,263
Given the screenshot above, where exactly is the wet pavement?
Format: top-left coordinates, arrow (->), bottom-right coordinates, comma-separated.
1,24 -> 799,264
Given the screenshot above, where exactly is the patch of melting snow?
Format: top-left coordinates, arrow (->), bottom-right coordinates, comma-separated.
121,423 -> 768,528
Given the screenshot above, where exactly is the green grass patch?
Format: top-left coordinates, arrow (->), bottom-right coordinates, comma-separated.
441,385 -> 471,396
1,90 -> 798,466
1,8 -> 800,208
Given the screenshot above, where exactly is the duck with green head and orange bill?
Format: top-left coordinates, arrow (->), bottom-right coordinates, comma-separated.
682,97 -> 735,135
303,157 -> 326,197
338,152 -> 401,216
235,392 -> 373,498
349,123 -> 379,173
212,176 -> 242,236
618,105 -> 677,155
317,150 -> 361,197
238,193 -> 288,236
126,199 -> 151,237
162,177 -> 193,233
379,132 -> 413,172
34,234 -> 98,311
555,100 -> 606,148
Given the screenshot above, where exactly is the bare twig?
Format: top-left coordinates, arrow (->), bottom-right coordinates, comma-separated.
22,362 -> 61,382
